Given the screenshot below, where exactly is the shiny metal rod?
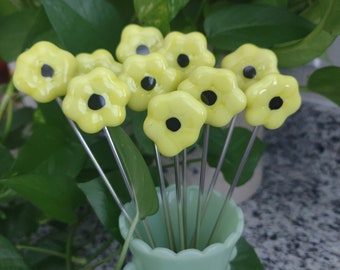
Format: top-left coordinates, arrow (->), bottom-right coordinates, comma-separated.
207,126 -> 260,245
192,124 -> 210,248
174,155 -> 185,251
155,145 -> 175,250
103,127 -> 155,248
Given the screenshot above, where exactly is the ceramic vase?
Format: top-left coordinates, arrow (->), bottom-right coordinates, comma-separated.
119,185 -> 244,270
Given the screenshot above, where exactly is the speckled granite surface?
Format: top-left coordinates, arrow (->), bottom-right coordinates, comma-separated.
240,99 -> 340,270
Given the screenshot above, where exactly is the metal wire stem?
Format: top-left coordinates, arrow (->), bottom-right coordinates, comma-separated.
174,155 -> 185,251
103,127 -> 155,248
155,145 -> 176,250
207,126 -> 259,245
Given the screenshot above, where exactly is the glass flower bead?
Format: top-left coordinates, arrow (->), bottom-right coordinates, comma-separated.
62,67 -> 131,134
221,43 -> 279,91
178,66 -> 246,127
76,49 -> 122,75
13,41 -> 77,103
158,31 -> 215,79
119,53 -> 180,111
143,91 -> 207,157
116,24 -> 163,63
245,73 -> 301,130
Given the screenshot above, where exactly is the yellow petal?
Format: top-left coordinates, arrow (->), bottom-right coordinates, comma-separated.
13,41 -> 77,103
116,24 -> 163,62
62,67 -> 130,133
143,91 -> 207,156
221,43 -> 279,91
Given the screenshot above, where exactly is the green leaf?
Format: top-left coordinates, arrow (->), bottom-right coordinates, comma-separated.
0,1 -> 18,17
254,0 -> 287,7
41,0 -> 126,55
204,3 -> 314,51
0,9 -> 40,61
132,110 -> 154,156
0,7 -> 58,61
0,144 -> 14,178
0,106 -> 35,150
23,7 -> 61,48
0,107 -> 34,136
12,124 -> 86,178
134,0 -> 170,34
307,66 -> 340,106
108,0 -> 135,21
21,230 -> 69,270
0,203 -> 40,239
1,173 -> 83,223
108,127 -> 158,219
168,0 -> 190,20
0,235 -> 30,270
203,127 -> 265,186
78,171 -> 130,236
274,0 -> 340,67
231,237 -> 264,270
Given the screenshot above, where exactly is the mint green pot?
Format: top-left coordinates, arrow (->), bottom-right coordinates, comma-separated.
119,185 -> 244,270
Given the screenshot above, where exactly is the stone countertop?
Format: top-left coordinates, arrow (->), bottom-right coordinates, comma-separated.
239,98 -> 340,270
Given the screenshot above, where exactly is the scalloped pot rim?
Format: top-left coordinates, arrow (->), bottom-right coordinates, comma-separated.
119,185 -> 244,257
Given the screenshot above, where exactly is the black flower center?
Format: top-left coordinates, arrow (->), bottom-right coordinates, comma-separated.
41,64 -> 54,78
177,54 -> 190,68
201,90 -> 217,106
136,45 -> 150,55
166,117 -> 181,132
141,76 -> 156,91
88,94 -> 106,110
243,65 -> 256,79
269,96 -> 283,110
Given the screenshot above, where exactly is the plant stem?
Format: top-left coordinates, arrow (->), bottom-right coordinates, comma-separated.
114,212 -> 140,270
0,80 -> 15,141
66,224 -> 77,270
0,80 -> 14,117
16,245 -> 87,265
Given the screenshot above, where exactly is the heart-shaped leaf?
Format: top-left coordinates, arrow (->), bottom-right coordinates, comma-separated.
1,173 -> 83,223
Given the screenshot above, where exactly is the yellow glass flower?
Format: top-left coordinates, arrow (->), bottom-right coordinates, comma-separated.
62,67 -> 131,134
159,31 -> 215,79
245,74 -> 301,130
119,53 -> 180,111
13,41 -> 77,103
143,91 -> 207,157
178,66 -> 246,127
221,43 -> 279,91
116,24 -> 163,63
76,49 -> 122,75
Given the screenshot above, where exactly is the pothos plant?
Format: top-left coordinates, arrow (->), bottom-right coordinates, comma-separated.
0,0 -> 339,270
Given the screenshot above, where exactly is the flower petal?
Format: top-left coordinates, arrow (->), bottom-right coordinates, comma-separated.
245,74 -> 301,129
143,91 -> 207,156
62,67 -> 130,133
221,43 -> 279,91
13,41 -> 77,103
178,66 -> 246,127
